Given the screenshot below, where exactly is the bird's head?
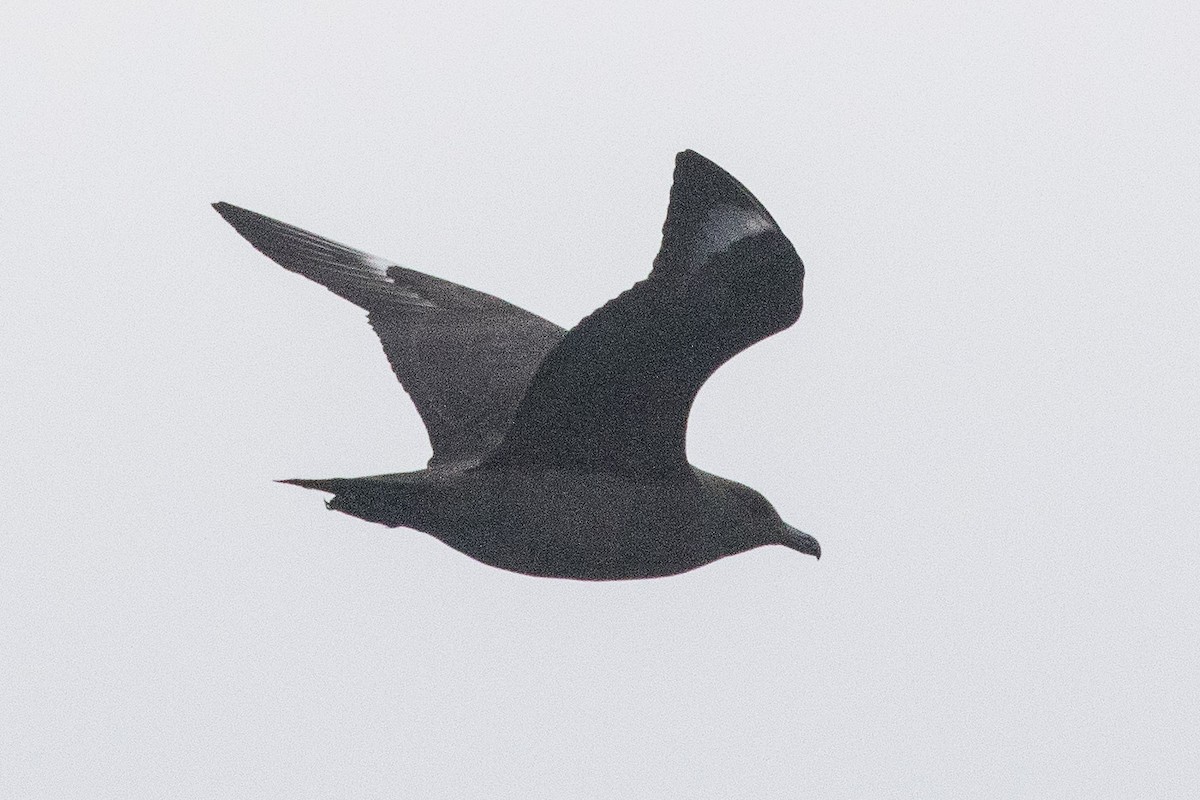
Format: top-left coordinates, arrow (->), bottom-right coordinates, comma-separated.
719,478 -> 820,560
778,522 -> 821,560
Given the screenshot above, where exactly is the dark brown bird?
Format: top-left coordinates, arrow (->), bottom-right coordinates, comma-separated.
214,150 -> 819,580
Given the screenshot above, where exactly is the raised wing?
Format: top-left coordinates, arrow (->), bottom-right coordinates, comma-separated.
484,151 -> 804,481
213,203 -> 565,466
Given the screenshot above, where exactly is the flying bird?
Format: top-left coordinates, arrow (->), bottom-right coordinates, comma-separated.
214,150 -> 819,580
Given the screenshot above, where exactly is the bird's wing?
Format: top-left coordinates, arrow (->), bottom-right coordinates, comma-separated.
484,150 -> 804,481
213,203 -> 566,466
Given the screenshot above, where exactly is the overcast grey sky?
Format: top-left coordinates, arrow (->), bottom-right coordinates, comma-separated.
3,2 -> 1198,797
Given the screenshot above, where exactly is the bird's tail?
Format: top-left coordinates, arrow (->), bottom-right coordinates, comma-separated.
277,478 -> 346,493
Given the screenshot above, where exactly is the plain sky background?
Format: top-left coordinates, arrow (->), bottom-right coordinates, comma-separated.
3,2 -> 1198,798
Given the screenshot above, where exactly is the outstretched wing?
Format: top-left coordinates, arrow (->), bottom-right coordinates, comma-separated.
484,150 -> 804,481
213,203 -> 565,466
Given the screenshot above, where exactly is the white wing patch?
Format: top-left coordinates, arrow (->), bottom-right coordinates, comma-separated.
377,261 -> 439,308
361,251 -> 395,279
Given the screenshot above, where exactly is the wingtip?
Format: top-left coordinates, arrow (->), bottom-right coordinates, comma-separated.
211,202 -> 285,245
212,201 -> 243,227
669,148 -> 780,232
212,201 -> 246,221
675,149 -> 709,174
675,148 -> 723,172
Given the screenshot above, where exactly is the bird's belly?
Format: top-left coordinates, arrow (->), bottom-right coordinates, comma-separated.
410,469 -> 722,580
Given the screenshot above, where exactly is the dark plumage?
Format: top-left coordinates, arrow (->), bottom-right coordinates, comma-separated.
214,150 -> 819,580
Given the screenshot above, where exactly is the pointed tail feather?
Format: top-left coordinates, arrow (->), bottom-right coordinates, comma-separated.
277,478 -> 345,493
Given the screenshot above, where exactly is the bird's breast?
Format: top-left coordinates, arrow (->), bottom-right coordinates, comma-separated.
409,468 -> 734,580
